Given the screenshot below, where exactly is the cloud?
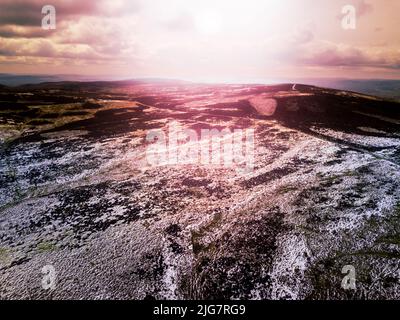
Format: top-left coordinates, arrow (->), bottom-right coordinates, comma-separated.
0,36 -> 114,62
291,28 -> 314,45
0,1 -> 141,63
0,0 -> 141,27
0,25 -> 48,38
0,0 -> 99,27
0,0 -> 399,79
293,41 -> 400,69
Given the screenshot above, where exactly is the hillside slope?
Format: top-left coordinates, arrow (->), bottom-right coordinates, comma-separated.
0,82 -> 399,299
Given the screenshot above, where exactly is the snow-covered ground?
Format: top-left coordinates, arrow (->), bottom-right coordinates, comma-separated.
0,83 -> 399,299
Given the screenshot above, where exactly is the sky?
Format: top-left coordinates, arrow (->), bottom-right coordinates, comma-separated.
0,0 -> 399,82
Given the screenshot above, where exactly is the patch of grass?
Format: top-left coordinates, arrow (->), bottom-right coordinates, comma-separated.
343,170 -> 358,177
2,154 -> 24,203
320,174 -> 343,186
191,231 -> 205,256
26,119 -> 53,126
191,211 -> 222,256
377,201 -> 400,246
367,215 -> 380,229
378,235 -> 400,246
320,170 -> 358,187
13,185 -> 23,201
276,184 -> 297,195
187,187 -> 206,199
63,111 -> 90,117
36,241 -> 57,253
0,247 -> 10,264
1,136 -> 14,151
395,202 -> 400,215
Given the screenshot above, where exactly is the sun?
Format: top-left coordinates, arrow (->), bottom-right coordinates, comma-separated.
194,11 -> 222,35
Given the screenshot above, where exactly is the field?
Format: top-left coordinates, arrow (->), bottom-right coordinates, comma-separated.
0,80 -> 399,299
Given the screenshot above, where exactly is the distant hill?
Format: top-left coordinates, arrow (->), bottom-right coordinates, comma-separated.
0,74 -> 67,86
0,74 -> 120,87
1,73 -> 399,101
0,74 -> 191,87
297,78 -> 400,101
